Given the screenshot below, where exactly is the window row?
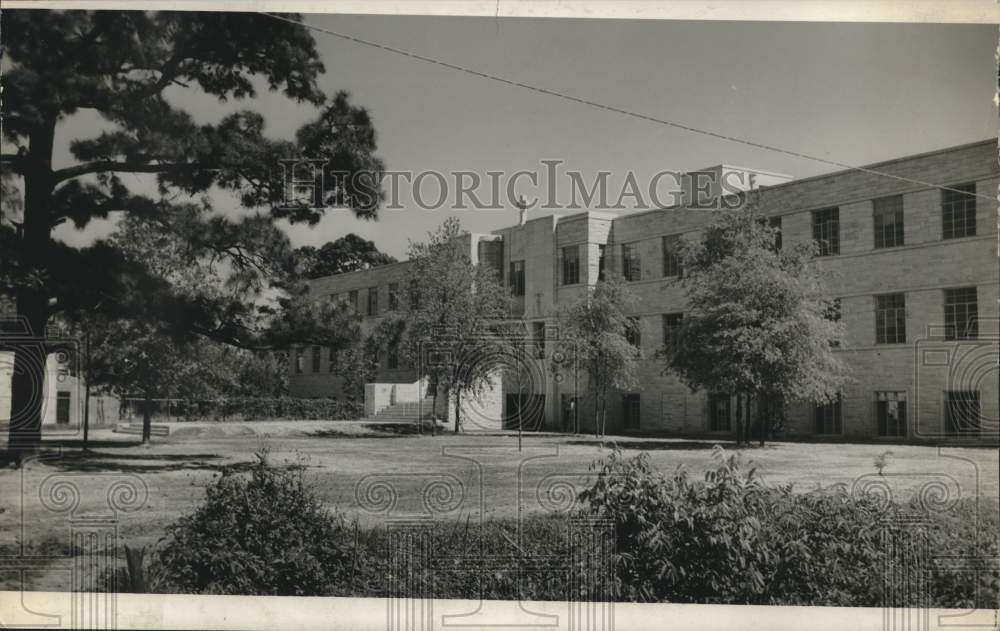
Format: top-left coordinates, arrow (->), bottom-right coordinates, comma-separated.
327,282 -> 408,317
702,389 -> 984,438
868,287 -> 979,344
614,182 -> 979,281
811,182 -> 978,257
293,344 -> 402,374
624,286 -> 979,353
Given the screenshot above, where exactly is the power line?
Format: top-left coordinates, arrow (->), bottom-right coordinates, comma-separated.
260,12 -> 995,202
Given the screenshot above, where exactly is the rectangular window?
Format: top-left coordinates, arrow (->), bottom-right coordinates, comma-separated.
623,394 -> 641,431
533,321 -> 546,359
311,345 -> 321,372
812,207 -> 840,256
329,347 -> 337,372
875,293 -> 906,344
662,313 -> 683,355
942,182 -> 977,239
561,245 -> 580,285
769,216 -> 782,251
56,391 -> 71,425
367,287 -> 379,316
875,391 -> 907,438
814,394 -> 843,434
661,235 -> 682,278
349,290 -> 359,314
387,346 -> 399,370
622,242 -> 641,281
477,240 -> 504,280
295,346 -> 304,374
625,316 -> 641,349
825,298 -> 842,348
597,244 -> 606,281
509,260 -> 525,297
709,394 -> 731,432
873,195 -> 905,248
388,282 -> 399,311
944,287 -> 978,340
409,282 -> 421,310
944,390 -> 981,436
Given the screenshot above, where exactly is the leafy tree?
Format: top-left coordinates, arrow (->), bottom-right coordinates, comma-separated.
85,319 -> 227,443
555,275 -> 640,437
294,234 -> 397,279
400,218 -> 513,433
664,202 -> 848,446
1,10 -> 385,452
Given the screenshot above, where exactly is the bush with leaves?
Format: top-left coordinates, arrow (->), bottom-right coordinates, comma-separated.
154,449 -> 352,595
577,446 -> 998,607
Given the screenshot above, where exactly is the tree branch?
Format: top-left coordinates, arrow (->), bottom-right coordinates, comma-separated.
53,160 -> 209,183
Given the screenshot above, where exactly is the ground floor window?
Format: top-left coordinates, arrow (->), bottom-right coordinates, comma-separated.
875,391 -> 906,437
814,394 -> 843,434
56,391 -> 71,424
944,390 -> 981,436
623,394 -> 640,431
709,394 -> 731,432
561,394 -> 578,432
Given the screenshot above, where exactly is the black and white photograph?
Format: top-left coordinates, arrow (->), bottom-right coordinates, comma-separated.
0,2 -> 998,630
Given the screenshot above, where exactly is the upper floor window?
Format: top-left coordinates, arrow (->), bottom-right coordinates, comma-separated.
561,245 -> 580,285
812,207 -> 840,256
873,195 -> 904,249
625,316 -> 641,349
509,260 -> 525,297
477,240 -> 505,280
661,236 -> 682,278
367,286 -> 379,316
533,321 -> 546,359
875,293 -> 906,344
662,313 -> 683,355
294,347 -> 304,374
348,290 -> 359,314
824,298 -> 842,348
944,287 -> 978,340
328,347 -> 337,372
388,283 -> 399,311
622,242 -> 641,281
768,216 -> 782,251
942,183 -> 976,239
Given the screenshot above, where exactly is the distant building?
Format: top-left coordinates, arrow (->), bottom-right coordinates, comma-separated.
290,139 -> 998,442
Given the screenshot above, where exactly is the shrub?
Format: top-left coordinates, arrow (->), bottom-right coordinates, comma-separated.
164,397 -> 364,422
153,448 -> 352,595
577,446 -> 998,607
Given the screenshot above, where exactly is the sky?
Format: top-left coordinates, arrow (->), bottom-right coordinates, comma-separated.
50,15 -> 997,259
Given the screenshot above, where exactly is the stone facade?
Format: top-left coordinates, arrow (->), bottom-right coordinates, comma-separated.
290,139 -> 999,443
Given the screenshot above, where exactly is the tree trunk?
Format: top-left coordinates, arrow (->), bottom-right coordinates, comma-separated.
734,392 -> 743,447
141,392 -> 152,445
82,329 -> 91,451
756,392 -> 765,447
6,120 -> 57,459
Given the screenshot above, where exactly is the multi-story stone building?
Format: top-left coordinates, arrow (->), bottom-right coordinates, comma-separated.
290,138 -> 998,442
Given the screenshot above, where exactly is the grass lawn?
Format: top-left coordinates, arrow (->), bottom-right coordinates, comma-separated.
2,419 -> 997,592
